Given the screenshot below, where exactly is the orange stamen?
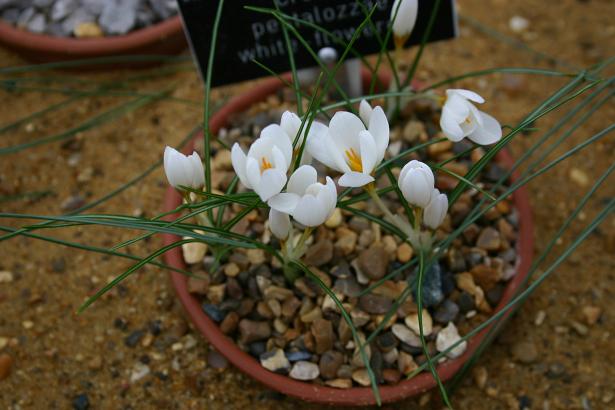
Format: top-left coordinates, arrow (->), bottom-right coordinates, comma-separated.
260,157 -> 273,173
345,148 -> 363,172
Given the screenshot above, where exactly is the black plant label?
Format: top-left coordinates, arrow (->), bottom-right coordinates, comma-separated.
178,0 -> 457,87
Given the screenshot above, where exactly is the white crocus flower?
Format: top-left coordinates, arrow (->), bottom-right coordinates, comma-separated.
279,111 -> 327,165
398,160 -> 435,208
307,106 -> 389,188
440,89 -> 502,145
268,165 -> 337,227
163,146 -> 205,190
231,124 -> 293,202
268,208 -> 291,240
391,0 -> 419,48
423,189 -> 448,229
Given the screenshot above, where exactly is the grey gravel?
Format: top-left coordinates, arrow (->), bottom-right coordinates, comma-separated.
0,0 -> 178,36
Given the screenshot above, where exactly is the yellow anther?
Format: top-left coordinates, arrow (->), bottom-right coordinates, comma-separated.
260,157 -> 273,173
345,148 -> 363,172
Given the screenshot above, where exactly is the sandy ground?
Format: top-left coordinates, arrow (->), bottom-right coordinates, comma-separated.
0,0 -> 614,409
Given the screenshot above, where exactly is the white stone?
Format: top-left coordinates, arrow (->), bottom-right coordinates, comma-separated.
260,348 -> 290,373
436,322 -> 467,359
509,15 -> 529,33
391,324 -> 421,347
181,240 -> 207,264
0,271 -> 14,283
289,361 -> 320,381
130,362 -> 150,383
404,309 -> 433,336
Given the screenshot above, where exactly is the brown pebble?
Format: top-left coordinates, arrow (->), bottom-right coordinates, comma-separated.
511,340 -> 538,364
304,239 -> 333,267
0,353 -> 12,380
311,318 -> 335,354
358,243 -> 390,280
220,312 -> 239,334
187,276 -> 209,295
396,243 -> 413,263
473,366 -> 488,389
382,368 -> 401,384
238,320 -> 271,344
582,305 -> 602,325
476,227 -> 501,251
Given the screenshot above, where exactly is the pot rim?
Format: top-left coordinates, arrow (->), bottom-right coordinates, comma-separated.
162,72 -> 534,406
0,16 -> 183,59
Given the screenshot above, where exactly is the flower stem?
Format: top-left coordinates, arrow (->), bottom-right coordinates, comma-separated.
365,183 -> 413,235
281,227 -> 313,283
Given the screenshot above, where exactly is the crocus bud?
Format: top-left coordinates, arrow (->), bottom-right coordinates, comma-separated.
398,160 -> 434,208
391,0 -> 419,48
163,146 -> 205,190
423,189 -> 448,229
268,208 -> 291,240
359,99 -> 373,125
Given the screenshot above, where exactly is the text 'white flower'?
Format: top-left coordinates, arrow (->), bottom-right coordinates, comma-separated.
308,103 -> 389,188
440,89 -> 502,145
163,146 -> 205,190
398,160 -> 434,208
231,124 -> 293,202
268,165 -> 337,227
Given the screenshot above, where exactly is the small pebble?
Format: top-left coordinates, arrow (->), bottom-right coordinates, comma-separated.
435,322 -> 467,359
289,361 -> 320,380
72,393 -> 89,410
260,348 -> 290,373
509,15 -> 529,33
207,350 -> 228,369
511,340 -> 538,364
0,271 -> 13,283
0,353 -> 13,381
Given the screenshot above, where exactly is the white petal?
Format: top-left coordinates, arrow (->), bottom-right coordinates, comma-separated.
188,151 -> 205,188
368,106 -> 390,162
424,189 -> 448,229
292,195 -> 327,227
317,176 -> 339,220
287,165 -> 317,195
268,192 -> 301,214
255,168 -> 287,202
307,131 -> 338,171
324,133 -> 352,173
260,124 -> 293,165
269,208 -> 291,240
399,160 -> 434,188
440,109 -> 465,142
231,143 -> 252,188
359,99 -> 373,125
163,146 -> 180,188
400,168 -> 433,207
469,112 -> 503,145
359,131 -> 378,174
245,157 -> 261,191
280,111 -> 301,144
306,121 -> 328,140
328,111 -> 365,153
271,145 -> 288,172
338,171 -> 375,187
448,89 -> 485,104
443,94 -> 471,121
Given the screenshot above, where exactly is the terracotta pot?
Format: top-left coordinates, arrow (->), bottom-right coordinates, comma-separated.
162,72 -> 533,406
0,16 -> 186,65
